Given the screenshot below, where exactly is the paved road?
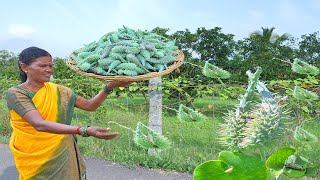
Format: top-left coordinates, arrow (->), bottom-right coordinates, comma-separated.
0,144 -> 192,180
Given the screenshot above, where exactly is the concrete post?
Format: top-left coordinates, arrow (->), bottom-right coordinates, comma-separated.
148,77 -> 162,155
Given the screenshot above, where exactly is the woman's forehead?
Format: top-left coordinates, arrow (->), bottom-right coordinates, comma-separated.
33,56 -> 52,63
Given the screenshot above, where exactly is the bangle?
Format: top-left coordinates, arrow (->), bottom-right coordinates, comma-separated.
76,126 -> 81,135
103,86 -> 113,95
80,126 -> 90,137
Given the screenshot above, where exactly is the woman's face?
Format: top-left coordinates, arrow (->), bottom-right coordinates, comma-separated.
23,55 -> 54,83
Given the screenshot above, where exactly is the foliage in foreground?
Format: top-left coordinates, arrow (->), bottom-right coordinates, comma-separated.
194,60 -> 319,179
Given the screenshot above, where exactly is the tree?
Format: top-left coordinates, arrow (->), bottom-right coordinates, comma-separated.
250,27 -> 288,44
0,50 -> 19,79
0,50 -> 20,97
193,27 -> 236,66
151,27 -> 170,38
171,29 -> 197,60
234,27 -> 296,80
0,50 -> 15,60
297,31 -> 320,66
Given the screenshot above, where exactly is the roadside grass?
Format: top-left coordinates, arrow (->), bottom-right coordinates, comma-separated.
1,95 -> 319,175
0,99 -> 10,143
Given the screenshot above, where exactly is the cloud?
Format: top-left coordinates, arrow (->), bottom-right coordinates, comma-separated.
8,24 -> 36,38
277,0 -> 301,18
312,0 -> 320,8
113,0 -> 173,30
49,0 -> 83,27
0,37 -> 40,54
249,10 -> 264,21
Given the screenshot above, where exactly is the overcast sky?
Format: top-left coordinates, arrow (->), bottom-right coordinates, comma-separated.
1,0 -> 319,57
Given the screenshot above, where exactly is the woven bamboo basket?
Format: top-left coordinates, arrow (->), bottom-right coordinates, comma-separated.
66,50 -> 184,81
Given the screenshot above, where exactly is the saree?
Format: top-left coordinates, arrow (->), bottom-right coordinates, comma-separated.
6,82 -> 86,180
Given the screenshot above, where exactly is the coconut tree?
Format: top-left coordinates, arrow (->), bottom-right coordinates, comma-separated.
235,27 -> 295,80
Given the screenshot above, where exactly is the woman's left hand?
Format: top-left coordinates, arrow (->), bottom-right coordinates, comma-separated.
86,127 -> 119,140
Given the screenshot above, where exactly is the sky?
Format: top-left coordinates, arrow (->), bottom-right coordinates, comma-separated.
1,0 -> 319,57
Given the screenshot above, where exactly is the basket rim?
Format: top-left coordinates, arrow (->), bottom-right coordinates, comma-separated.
65,50 -> 184,81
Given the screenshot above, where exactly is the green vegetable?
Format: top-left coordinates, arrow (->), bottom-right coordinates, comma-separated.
73,26 -> 179,76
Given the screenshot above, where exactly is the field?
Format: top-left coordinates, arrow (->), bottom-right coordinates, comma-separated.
1,94 -> 319,177
1,24 -> 320,179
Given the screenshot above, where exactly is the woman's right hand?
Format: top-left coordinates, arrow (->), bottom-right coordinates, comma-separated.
86,127 -> 119,140
106,81 -> 134,89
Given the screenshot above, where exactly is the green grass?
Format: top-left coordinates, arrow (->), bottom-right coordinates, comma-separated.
72,94 -> 223,172
1,95 -> 319,176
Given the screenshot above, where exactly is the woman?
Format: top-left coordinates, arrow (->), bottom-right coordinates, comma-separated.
6,46 -> 132,180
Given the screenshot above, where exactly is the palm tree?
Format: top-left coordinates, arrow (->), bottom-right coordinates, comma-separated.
250,27 -> 289,44
239,27 -> 294,80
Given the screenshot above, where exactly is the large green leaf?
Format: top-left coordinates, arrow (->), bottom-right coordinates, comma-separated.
284,167 -> 306,178
193,160 -> 234,180
291,58 -> 319,75
265,147 -> 296,176
193,151 -> 268,180
177,104 -> 206,122
133,122 -> 171,149
305,167 -> 318,177
292,86 -> 318,101
218,151 -> 269,180
202,61 -> 231,79
294,126 -> 318,143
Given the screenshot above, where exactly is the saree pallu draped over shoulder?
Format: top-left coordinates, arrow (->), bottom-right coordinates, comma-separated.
9,82 -> 86,180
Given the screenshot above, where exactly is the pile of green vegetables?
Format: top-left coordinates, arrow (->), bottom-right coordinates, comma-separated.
72,26 -> 179,76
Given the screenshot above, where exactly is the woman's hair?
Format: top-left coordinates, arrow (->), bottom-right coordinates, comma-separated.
18,47 -> 52,83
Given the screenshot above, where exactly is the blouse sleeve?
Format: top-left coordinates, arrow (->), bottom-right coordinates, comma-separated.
6,87 -> 36,117
73,91 -> 78,102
